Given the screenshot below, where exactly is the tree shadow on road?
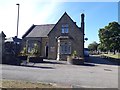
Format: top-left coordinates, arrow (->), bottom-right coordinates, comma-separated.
82,63 -> 96,66
42,60 -> 66,65
85,55 -> 120,66
21,64 -> 55,69
74,62 -> 96,67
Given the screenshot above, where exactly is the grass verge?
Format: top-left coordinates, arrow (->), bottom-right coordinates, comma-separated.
0,79 -> 55,88
101,53 -> 120,59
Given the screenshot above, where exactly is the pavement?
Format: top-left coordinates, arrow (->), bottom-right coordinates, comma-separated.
1,55 -> 119,88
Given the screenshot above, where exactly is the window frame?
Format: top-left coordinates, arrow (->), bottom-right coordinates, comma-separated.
61,24 -> 69,34
27,40 -> 40,53
60,42 -> 71,54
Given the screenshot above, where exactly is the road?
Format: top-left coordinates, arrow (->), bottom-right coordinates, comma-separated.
1,55 -> 119,88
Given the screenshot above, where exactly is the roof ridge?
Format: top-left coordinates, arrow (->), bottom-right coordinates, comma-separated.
34,24 -> 55,26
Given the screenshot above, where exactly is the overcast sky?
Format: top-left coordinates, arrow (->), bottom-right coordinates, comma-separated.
0,0 -> 119,47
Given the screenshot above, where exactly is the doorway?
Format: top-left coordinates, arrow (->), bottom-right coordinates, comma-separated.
45,45 -> 48,58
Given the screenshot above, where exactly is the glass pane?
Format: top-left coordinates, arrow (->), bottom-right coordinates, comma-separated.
62,28 -> 65,33
65,28 -> 68,33
61,24 -> 69,33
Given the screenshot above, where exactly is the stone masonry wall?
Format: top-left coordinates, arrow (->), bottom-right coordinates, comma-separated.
48,13 -> 84,60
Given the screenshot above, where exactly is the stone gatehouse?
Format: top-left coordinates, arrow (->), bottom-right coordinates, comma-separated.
22,12 -> 85,60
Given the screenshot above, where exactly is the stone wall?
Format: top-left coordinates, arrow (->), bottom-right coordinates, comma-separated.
22,37 -> 49,58
48,13 -> 84,60
0,31 -> 6,63
41,37 -> 49,57
22,37 -> 42,55
0,34 -> 2,63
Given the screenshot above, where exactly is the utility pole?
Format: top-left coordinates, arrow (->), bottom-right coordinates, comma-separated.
16,3 -> 20,37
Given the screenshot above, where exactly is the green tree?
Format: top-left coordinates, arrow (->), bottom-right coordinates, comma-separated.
88,41 -> 99,51
98,22 -> 120,53
97,43 -> 106,52
30,43 -> 40,56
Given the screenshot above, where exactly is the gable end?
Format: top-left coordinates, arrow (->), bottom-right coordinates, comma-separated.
22,24 -> 35,38
48,12 -> 82,36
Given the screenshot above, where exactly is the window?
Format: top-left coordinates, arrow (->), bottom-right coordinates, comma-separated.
28,42 -> 34,53
27,40 -> 40,53
60,42 -> 71,54
61,24 -> 69,34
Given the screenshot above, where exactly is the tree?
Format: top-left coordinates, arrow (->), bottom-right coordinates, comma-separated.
97,43 -> 106,52
98,22 -> 120,53
30,43 -> 40,56
88,41 -> 99,51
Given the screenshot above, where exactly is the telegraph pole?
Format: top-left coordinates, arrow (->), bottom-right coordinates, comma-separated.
16,3 -> 20,37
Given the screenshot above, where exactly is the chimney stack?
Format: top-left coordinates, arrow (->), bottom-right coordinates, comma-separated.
81,13 -> 85,34
81,13 -> 85,58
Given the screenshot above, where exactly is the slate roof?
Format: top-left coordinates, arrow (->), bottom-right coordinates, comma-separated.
22,12 -> 83,38
22,24 -> 55,38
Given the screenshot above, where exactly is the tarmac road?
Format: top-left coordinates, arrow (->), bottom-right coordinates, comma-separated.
1,56 -> 119,88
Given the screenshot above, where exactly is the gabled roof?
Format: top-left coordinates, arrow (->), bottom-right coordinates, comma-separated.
22,12 -> 82,38
48,12 -> 82,36
22,24 -> 55,38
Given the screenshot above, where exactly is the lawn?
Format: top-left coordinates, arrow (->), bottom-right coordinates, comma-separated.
102,53 -> 120,59
0,79 -> 55,88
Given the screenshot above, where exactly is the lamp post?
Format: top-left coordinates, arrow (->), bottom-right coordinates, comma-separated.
15,3 -> 20,56
16,3 -> 20,38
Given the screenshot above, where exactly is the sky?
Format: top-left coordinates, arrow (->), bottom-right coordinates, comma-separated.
0,0 -> 119,48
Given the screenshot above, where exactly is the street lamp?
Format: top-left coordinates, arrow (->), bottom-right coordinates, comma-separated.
16,3 -> 20,37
